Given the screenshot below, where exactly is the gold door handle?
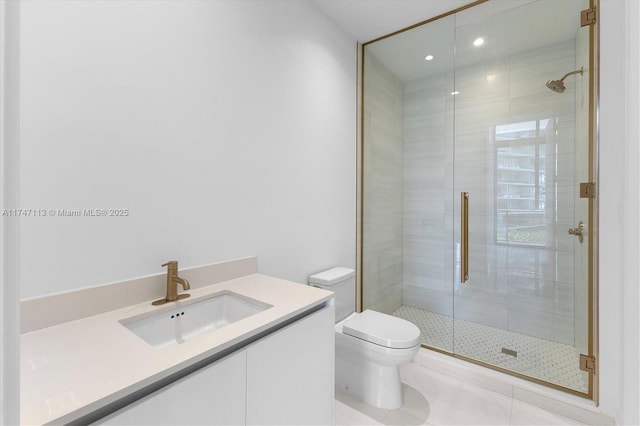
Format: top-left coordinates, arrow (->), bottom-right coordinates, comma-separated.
461,192 -> 469,283
568,221 -> 585,243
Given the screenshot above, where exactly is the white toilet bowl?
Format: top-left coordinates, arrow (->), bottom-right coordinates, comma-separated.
308,268 -> 421,410
334,310 -> 421,410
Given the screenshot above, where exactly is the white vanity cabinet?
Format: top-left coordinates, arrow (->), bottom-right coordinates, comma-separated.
93,302 -> 334,425
246,302 -> 335,425
95,349 -> 247,425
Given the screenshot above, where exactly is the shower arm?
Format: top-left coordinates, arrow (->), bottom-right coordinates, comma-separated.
559,67 -> 584,82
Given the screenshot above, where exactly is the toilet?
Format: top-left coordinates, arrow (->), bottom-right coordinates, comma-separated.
308,267 -> 421,410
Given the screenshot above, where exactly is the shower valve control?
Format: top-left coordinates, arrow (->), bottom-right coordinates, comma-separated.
568,221 -> 585,243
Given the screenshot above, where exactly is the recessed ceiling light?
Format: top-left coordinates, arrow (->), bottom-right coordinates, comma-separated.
425,55 -> 434,61
451,91 -> 460,95
473,37 -> 485,47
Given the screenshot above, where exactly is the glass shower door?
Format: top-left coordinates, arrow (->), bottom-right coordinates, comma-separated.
452,0 -> 591,393
362,14 -> 457,354
361,0 -> 594,398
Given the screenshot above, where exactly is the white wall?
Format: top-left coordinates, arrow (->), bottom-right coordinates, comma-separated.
18,0 -> 356,299
598,1 -> 640,424
0,0 -> 21,423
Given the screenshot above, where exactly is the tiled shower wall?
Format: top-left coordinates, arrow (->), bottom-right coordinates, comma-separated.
364,39 -> 585,348
403,71 -> 455,320
362,53 -> 404,315
402,40 -> 580,346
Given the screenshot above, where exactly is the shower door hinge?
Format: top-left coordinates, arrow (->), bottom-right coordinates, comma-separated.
581,7 -> 596,27
580,182 -> 596,199
579,354 -> 597,374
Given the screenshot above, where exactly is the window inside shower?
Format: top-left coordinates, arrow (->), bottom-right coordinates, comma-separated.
495,119 -> 552,247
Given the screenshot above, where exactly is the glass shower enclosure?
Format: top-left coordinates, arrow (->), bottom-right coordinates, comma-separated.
360,0 -> 596,397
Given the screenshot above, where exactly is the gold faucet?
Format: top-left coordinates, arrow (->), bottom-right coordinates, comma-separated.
152,261 -> 191,306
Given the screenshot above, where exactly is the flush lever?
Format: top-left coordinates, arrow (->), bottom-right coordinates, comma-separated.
568,221 -> 585,243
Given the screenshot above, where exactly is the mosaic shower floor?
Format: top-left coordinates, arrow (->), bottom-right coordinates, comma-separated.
392,305 -> 589,393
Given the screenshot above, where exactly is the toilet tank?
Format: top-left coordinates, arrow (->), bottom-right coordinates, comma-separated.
308,267 -> 355,322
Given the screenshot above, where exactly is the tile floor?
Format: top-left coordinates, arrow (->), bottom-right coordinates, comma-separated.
335,361 -> 587,426
392,305 -> 588,393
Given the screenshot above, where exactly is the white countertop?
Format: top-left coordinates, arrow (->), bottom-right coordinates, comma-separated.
21,273 -> 333,425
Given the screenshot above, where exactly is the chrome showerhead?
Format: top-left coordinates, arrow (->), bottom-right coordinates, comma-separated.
546,67 -> 584,93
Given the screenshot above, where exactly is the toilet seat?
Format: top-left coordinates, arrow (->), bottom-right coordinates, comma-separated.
342,310 -> 420,349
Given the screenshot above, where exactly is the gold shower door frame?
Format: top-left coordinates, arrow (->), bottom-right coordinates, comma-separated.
356,0 -> 599,401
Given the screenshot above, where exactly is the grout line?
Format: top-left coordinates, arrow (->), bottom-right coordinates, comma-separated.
508,395 -> 515,425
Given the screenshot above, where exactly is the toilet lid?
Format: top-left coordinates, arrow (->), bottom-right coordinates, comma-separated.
342,310 -> 421,349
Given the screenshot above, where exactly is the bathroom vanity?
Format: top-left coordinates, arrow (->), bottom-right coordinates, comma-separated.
20,272 -> 335,425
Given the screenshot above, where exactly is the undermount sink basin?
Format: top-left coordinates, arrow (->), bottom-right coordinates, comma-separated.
120,291 -> 272,349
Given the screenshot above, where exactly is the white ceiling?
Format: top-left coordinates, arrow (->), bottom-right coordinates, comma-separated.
311,0 -> 476,43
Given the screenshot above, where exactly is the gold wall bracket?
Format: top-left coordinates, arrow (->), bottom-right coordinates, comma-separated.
581,7 -> 596,27
580,354 -> 597,374
580,182 -> 596,198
